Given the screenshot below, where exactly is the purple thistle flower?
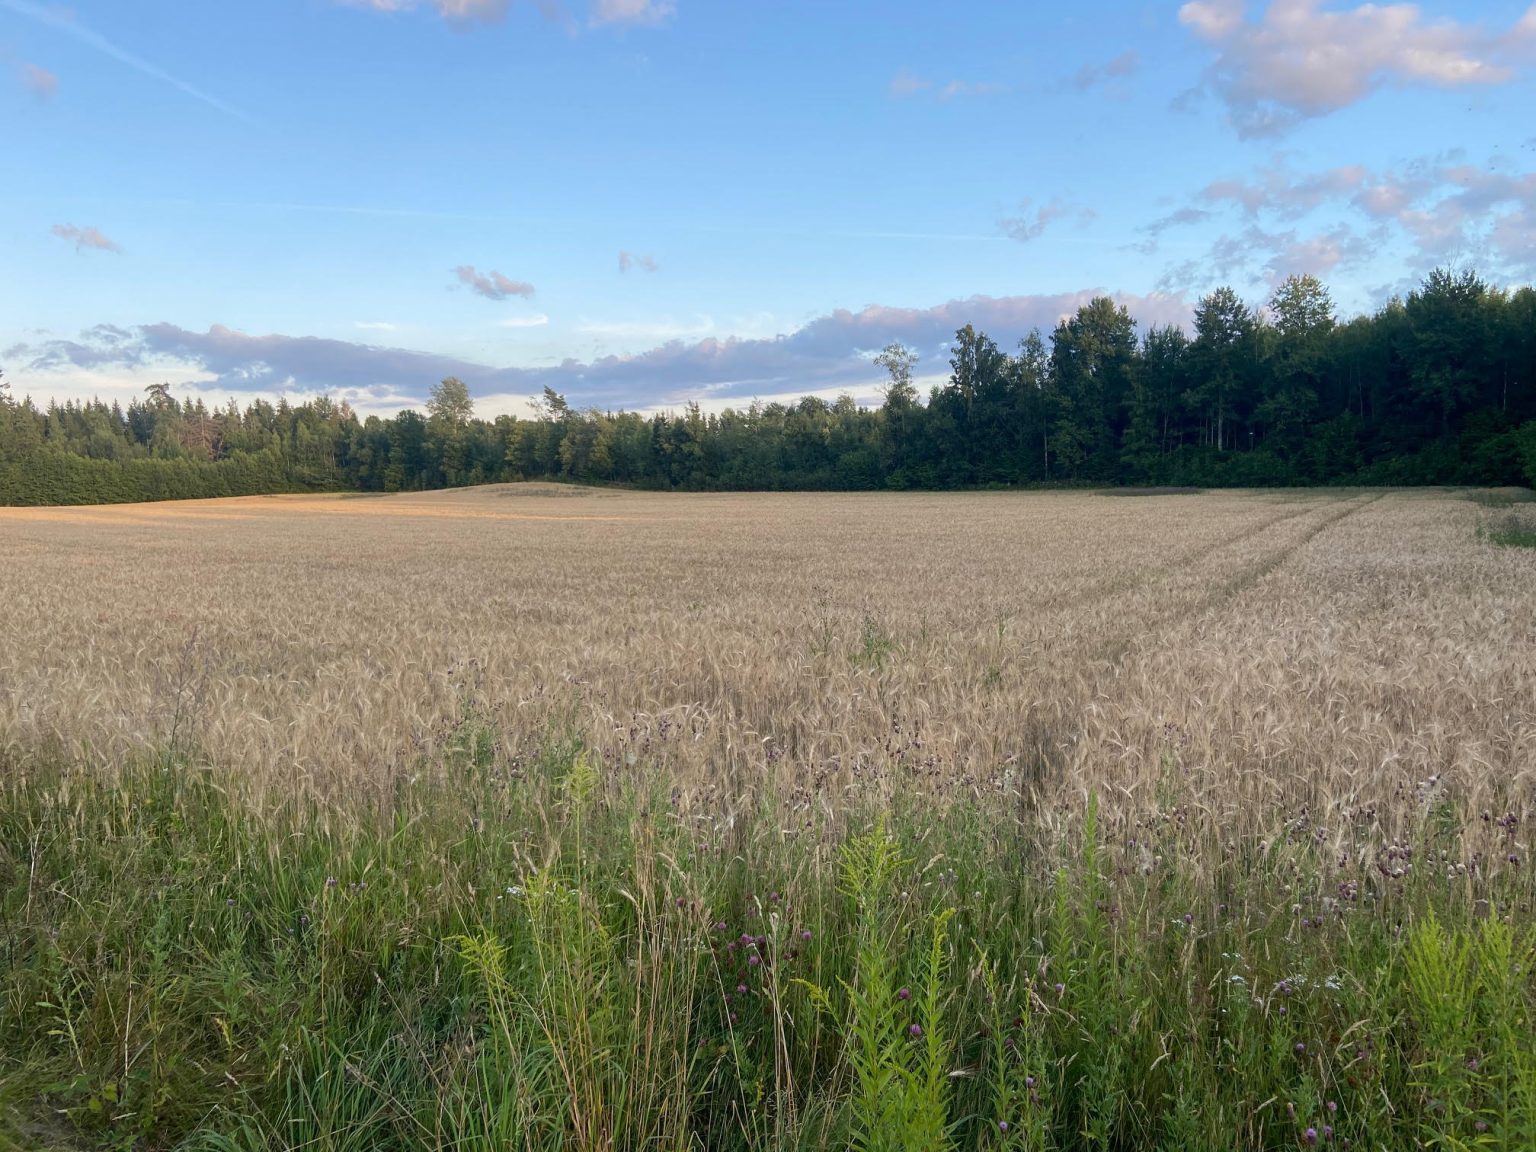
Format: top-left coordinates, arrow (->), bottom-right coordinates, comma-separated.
747,953 -> 761,967
897,987 -> 911,1001
909,1023 -> 923,1037
998,1120 -> 1008,1132
801,929 -> 812,940
1326,1101 -> 1337,1114
1322,1125 -> 1333,1140
1025,1075 -> 1036,1088
1054,982 -> 1064,996
1304,1127 -> 1317,1146
1295,1042 -> 1306,1055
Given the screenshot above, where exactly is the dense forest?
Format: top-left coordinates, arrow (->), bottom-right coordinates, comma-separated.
3,269 -> 1534,506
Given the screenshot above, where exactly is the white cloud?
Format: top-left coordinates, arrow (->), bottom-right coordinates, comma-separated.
1178,0 -> 1536,137
589,0 -> 674,27
498,313 -> 551,328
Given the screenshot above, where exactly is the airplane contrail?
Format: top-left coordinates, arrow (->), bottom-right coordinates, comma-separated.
0,0 -> 255,123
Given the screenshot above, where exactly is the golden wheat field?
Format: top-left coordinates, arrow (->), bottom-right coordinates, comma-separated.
1,485 -> 1531,849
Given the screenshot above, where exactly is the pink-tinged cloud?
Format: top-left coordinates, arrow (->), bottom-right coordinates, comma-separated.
618,251 -> 659,273
589,0 -> 674,27
7,289 -> 1194,411
51,224 -> 122,253
1179,0 -> 1536,137
454,265 -> 536,300
338,0 -> 510,23
21,63 -> 59,99
1149,151 -> 1536,292
1201,164 -> 1368,219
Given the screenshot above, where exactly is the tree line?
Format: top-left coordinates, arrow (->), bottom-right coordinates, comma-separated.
3,269 -> 1535,506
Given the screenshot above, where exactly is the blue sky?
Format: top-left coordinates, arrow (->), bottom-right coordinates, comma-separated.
4,0 -> 1535,416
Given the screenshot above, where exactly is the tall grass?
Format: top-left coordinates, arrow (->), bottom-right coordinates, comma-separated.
3,723 -> 1532,1151
2,488 -> 1533,1147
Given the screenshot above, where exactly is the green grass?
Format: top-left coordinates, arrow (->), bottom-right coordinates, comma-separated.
1480,507 -> 1536,547
2,727 -> 1533,1151
1463,488 -> 1536,510
1487,522 -> 1536,548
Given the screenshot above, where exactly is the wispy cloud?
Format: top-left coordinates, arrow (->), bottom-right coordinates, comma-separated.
19,61 -> 57,99
999,198 -> 1094,243
574,315 -> 714,341
1074,49 -> 1138,90
889,68 -> 932,97
1178,0 -> 1536,137
892,69 -> 1010,101
1146,150 -> 1536,291
453,265 -> 536,300
354,321 -> 399,331
1142,206 -> 1215,235
1157,222 -> 1380,293
339,0 -> 660,28
337,0 -> 512,25
618,250 -> 658,273
589,0 -> 675,27
51,224 -> 122,253
938,79 -> 1009,100
0,0 -> 254,122
498,313 -> 551,328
